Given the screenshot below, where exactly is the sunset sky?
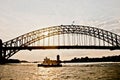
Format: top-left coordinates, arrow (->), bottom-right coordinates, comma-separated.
0,0 -> 120,61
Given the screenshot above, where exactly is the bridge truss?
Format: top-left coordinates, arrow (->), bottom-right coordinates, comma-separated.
0,25 -> 120,60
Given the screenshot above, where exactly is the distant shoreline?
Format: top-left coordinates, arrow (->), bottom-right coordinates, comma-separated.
2,55 -> 120,64
62,55 -> 120,63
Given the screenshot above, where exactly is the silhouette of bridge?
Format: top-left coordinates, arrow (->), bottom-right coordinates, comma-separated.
0,25 -> 120,61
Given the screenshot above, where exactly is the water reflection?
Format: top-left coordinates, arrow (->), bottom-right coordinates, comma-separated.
0,62 -> 120,80
37,62 -> 120,80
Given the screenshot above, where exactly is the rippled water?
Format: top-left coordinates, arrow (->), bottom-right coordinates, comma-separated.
0,62 -> 120,80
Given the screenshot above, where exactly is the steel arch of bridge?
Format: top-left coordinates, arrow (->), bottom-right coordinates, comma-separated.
0,25 -> 120,59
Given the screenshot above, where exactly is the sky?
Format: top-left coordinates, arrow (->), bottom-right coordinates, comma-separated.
0,0 -> 120,61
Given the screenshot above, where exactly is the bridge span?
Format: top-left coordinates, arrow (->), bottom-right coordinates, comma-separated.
0,25 -> 120,62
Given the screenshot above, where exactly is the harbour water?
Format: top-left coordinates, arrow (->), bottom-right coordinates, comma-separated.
0,62 -> 120,80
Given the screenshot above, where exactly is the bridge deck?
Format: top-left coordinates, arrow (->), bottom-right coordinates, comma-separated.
2,46 -> 120,50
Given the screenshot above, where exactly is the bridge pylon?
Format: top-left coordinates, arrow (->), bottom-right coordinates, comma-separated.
0,39 -> 6,64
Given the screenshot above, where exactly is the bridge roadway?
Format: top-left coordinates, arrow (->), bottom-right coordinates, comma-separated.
2,46 -> 120,50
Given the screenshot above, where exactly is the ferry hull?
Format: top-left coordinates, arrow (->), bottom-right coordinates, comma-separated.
37,64 -> 62,67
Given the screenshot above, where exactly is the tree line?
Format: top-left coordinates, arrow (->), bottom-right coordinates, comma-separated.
62,55 -> 120,63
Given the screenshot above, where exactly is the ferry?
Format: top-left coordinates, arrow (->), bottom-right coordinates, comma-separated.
37,55 -> 62,67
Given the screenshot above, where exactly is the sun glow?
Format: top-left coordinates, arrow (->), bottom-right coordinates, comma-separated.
44,32 -> 49,36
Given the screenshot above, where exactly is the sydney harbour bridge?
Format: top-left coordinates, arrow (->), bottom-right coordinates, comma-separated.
0,25 -> 120,62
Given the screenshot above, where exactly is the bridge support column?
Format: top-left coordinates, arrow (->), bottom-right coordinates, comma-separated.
0,39 -> 6,64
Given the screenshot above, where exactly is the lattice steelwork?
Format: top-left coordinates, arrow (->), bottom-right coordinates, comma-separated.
0,25 -> 120,59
